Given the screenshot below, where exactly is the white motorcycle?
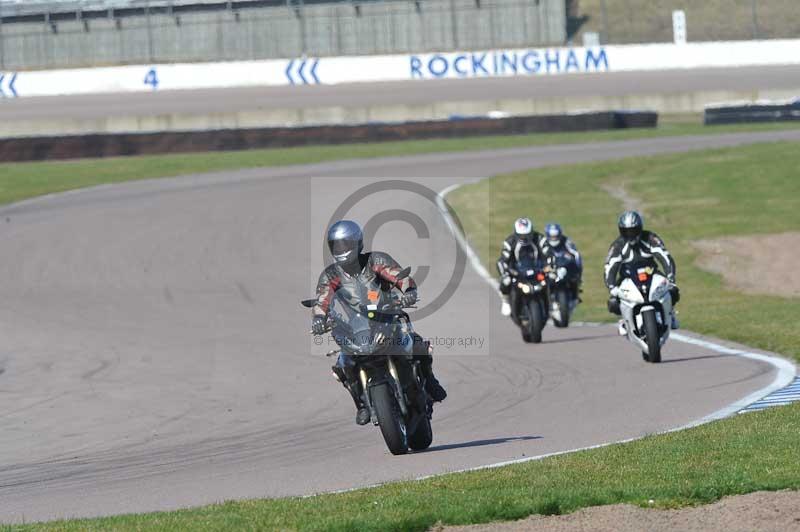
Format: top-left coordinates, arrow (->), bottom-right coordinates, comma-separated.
616,262 -> 674,363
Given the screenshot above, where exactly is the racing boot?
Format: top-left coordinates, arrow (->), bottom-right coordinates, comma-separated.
670,311 -> 680,330
333,364 -> 371,425
355,405 -> 371,426
420,358 -> 447,402
618,320 -> 628,336
412,334 -> 447,402
500,295 -> 512,317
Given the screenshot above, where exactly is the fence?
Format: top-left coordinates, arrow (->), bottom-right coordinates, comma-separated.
0,0 -> 566,70
568,0 -> 800,45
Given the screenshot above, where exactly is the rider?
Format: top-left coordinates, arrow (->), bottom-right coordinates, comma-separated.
604,211 -> 680,333
539,222 -> 583,300
311,220 -> 447,426
496,217 -> 543,317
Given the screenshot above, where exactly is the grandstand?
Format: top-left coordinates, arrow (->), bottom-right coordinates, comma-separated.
0,0 -> 797,71
0,0 -> 566,70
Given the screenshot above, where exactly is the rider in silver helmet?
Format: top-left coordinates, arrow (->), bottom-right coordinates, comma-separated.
310,220 -> 447,425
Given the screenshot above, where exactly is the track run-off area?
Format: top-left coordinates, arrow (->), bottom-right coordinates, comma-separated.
0,130 -> 798,523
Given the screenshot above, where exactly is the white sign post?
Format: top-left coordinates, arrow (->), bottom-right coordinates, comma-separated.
673,10 -> 687,44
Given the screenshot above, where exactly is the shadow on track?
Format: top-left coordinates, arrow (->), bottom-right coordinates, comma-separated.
660,354 -> 735,364
422,436 -> 542,453
542,333 -> 617,345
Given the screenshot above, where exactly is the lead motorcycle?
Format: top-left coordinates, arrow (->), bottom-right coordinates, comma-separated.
301,268 -> 433,455
508,251 -> 549,343
617,261 -> 674,363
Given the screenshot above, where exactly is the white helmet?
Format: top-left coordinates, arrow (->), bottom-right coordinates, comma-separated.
514,217 -> 533,237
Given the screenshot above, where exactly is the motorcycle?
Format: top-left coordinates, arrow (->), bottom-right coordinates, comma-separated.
301,268 -> 434,455
508,252 -> 549,343
545,252 -> 580,328
617,261 -> 674,363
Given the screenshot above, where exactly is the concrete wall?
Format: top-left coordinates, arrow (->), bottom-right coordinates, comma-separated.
0,0 -> 566,70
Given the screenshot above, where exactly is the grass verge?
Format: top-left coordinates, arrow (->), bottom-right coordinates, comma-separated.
9,403 -> 800,531
1,121 -> 798,207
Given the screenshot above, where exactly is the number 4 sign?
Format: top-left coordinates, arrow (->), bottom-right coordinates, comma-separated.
144,68 -> 159,90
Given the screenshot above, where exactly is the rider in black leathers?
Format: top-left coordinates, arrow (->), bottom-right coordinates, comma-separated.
539,222 -> 583,300
604,211 -> 680,330
311,220 -> 446,425
496,217 -> 543,317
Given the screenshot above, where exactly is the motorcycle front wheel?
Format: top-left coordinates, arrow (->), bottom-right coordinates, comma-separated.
371,382 -> 409,455
553,288 -> 570,328
642,310 -> 662,363
525,299 -> 544,344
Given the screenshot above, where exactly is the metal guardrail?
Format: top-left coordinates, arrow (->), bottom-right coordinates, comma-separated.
0,1 -> 223,16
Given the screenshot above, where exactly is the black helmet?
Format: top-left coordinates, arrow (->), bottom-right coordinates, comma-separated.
327,220 -> 363,265
618,211 -> 643,243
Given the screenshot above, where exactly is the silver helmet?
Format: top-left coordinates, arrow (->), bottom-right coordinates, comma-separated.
618,211 -> 644,243
327,220 -> 363,265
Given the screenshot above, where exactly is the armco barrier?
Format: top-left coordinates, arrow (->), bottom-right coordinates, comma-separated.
5,39 -> 800,99
704,100 -> 800,125
0,111 -> 657,162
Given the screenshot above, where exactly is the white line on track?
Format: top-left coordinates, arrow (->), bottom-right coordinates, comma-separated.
430,182 -> 798,476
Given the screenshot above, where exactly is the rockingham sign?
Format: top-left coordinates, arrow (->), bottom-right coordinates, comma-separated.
409,48 -> 610,79
5,39 -> 800,98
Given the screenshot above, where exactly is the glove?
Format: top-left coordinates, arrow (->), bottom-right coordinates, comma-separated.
400,289 -> 418,307
501,274 -> 512,286
609,286 -> 621,298
311,316 -> 327,335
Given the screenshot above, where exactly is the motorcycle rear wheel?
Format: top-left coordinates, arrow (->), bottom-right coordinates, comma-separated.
371,382 -> 409,455
408,416 -> 433,451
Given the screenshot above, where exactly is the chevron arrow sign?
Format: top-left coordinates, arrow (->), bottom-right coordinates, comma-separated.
0,72 -> 19,98
285,58 -> 320,85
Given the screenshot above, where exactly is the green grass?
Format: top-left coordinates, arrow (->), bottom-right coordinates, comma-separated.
0,120 -> 798,207
448,140 -> 800,360
9,403 -> 800,531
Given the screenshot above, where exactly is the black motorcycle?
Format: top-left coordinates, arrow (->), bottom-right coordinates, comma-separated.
301,268 -> 433,455
508,253 -> 549,343
545,251 -> 580,328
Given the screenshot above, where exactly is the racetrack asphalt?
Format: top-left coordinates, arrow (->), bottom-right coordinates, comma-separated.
2,65 -> 800,122
0,129 -> 798,523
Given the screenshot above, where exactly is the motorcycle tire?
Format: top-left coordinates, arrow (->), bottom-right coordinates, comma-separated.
554,289 -> 570,328
642,309 -> 662,363
408,416 -> 433,451
527,299 -> 544,344
370,382 -> 408,455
